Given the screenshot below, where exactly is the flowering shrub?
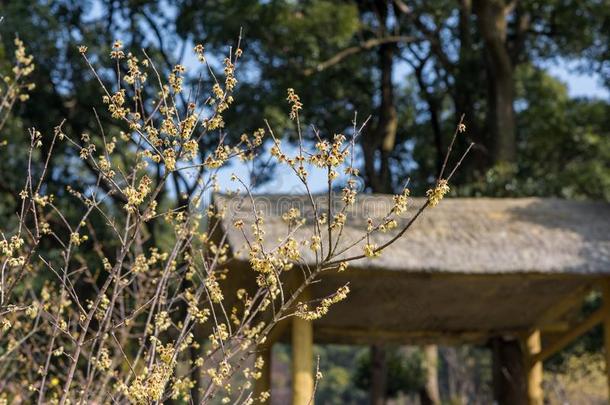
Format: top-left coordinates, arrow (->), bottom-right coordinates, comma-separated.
0,37 -> 469,404
0,37 -> 35,133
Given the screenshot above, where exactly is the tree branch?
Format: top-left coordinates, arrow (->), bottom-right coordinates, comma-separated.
303,35 -> 417,76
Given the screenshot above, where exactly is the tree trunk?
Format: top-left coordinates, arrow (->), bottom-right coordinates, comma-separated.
473,0 -> 517,165
491,337 -> 527,405
429,103 -> 444,178
370,344 -> 387,405
412,64 -> 444,177
486,59 -> 516,164
363,39 -> 397,194
362,4 -> 400,403
454,0 -> 490,173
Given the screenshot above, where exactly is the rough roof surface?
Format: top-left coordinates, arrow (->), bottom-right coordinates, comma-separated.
214,194 -> 610,275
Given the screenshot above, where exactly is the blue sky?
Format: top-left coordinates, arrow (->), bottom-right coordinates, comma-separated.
547,64 -> 608,99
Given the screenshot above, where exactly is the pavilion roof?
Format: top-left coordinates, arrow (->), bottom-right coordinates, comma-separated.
212,194 -> 610,344
214,194 -> 610,275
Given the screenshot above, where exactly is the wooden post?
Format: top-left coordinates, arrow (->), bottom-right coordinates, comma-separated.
254,345 -> 272,402
421,345 -> 441,405
292,294 -> 314,405
370,344 -> 387,405
524,330 -> 543,405
533,306 -> 605,363
491,337 -> 527,405
602,281 -> 610,401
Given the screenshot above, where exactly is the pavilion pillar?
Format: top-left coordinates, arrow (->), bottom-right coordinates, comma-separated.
491,336 -> 527,405
254,345 -> 272,402
421,345 -> 441,405
370,344 -> 387,405
524,330 -> 543,405
292,293 -> 314,405
602,281 -> 610,401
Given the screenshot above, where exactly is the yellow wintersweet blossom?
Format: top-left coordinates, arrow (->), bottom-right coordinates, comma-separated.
124,175 -> 152,212
295,285 -> 350,320
426,179 -> 450,207
363,243 -> 380,258
286,88 -> 302,120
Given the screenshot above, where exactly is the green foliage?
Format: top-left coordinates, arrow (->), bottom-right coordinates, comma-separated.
354,347 -> 426,398
314,345 -> 368,404
178,0 -> 375,137
455,65 -> 610,200
516,65 -> 610,200
176,0 -> 610,198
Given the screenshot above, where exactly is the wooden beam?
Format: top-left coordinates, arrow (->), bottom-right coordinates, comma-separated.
314,326 -> 489,345
524,330 -> 543,405
601,280 -> 610,402
314,324 -> 574,346
292,295 -> 313,405
534,284 -> 592,330
533,306 -> 605,364
537,322 -> 570,332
